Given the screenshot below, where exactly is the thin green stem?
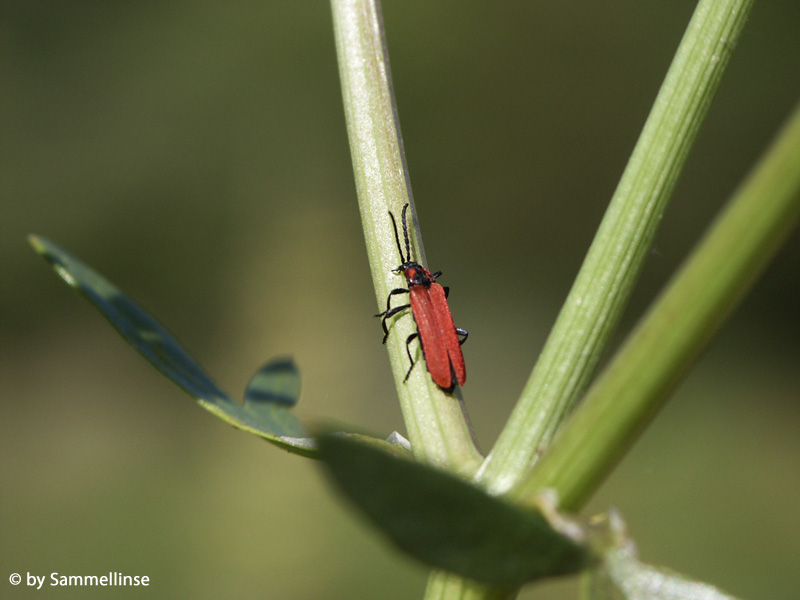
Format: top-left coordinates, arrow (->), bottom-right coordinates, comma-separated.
330,0 -> 481,473
476,0 -> 755,496
513,98 -> 800,511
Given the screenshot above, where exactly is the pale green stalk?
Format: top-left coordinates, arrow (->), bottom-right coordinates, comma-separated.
424,574 -> 516,600
330,0 -> 481,473
475,0 -> 755,497
513,98 -> 800,511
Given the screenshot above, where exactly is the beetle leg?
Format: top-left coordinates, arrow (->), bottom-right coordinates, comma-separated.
377,304 -> 410,343
376,288 -> 410,342
376,287 -> 409,317
403,333 -> 419,382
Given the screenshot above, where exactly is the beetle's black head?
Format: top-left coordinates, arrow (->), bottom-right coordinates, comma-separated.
388,204 -> 440,287
394,261 -> 436,287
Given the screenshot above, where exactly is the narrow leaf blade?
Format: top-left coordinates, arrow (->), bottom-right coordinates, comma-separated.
29,235 -> 314,456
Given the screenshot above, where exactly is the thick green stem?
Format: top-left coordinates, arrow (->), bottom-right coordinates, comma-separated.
330,0 -> 481,473
476,0 -> 755,496
513,98 -> 800,511
424,573 -> 516,600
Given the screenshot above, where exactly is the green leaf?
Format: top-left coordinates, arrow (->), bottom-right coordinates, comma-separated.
244,358 -> 300,407
317,434 -> 593,586
29,235 -> 315,457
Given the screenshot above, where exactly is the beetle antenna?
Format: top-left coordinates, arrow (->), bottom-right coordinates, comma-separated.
400,203 -> 412,262
389,211 -> 406,263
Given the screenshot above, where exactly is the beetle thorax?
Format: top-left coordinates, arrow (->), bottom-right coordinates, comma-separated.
395,261 -> 435,287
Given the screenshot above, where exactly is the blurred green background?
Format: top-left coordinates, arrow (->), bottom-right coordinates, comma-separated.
3,1 -> 799,598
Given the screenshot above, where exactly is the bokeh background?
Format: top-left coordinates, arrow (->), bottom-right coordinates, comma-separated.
3,2 -> 799,598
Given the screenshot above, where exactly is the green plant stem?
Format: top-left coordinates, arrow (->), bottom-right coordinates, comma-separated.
475,0 -> 754,496
424,573 -> 516,600
512,98 -> 800,511
330,0 -> 482,473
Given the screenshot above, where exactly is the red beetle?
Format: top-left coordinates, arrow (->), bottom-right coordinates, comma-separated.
376,204 -> 467,393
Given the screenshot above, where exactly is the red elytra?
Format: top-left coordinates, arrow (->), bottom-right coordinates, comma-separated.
376,204 -> 467,393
